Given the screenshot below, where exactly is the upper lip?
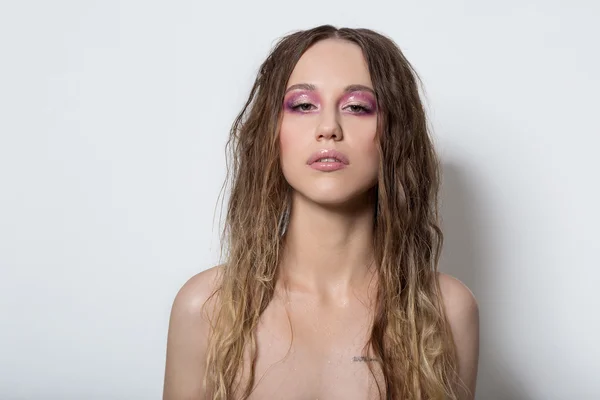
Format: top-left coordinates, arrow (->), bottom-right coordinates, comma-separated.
306,149 -> 350,165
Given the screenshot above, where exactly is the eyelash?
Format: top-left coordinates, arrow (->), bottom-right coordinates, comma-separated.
290,102 -> 371,114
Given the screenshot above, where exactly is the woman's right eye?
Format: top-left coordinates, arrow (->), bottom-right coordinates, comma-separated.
293,103 -> 315,112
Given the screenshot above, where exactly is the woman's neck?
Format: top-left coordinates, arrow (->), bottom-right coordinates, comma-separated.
278,191 -> 378,303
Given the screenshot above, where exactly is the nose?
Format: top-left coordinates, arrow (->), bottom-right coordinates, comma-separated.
315,108 -> 343,141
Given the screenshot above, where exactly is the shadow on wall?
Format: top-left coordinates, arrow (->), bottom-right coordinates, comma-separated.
438,161 -> 531,400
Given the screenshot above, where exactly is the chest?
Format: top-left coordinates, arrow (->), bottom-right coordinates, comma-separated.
238,296 -> 386,400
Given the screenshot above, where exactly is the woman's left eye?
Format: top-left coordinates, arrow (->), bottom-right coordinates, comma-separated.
346,104 -> 369,113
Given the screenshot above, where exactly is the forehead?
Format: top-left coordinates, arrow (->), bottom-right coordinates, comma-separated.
286,38 -> 373,89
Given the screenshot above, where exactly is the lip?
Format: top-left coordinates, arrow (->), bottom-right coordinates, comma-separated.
306,149 -> 350,166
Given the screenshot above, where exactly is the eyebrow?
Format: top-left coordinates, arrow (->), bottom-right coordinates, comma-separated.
284,83 -> 376,96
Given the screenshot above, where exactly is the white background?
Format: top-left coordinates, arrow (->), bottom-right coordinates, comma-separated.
1,1 -> 598,399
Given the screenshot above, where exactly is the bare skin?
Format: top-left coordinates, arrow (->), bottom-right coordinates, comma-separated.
163,38 -> 479,399
164,266 -> 478,399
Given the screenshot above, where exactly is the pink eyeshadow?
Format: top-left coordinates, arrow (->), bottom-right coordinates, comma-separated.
342,92 -> 377,110
284,91 -> 320,110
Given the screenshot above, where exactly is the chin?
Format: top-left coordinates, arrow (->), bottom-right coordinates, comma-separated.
307,193 -> 356,207
294,183 -> 376,209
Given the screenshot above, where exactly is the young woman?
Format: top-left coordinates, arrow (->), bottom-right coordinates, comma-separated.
163,25 -> 479,400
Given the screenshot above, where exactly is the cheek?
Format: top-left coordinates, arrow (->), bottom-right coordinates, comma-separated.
357,129 -> 380,179
278,118 -> 304,176
279,114 -> 311,162
279,126 -> 294,157
356,125 -> 379,157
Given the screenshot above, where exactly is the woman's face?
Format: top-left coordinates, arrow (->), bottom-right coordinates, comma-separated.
279,38 -> 379,207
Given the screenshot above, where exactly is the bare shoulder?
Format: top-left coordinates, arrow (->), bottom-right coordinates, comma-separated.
437,272 -> 479,317
437,272 -> 480,400
171,264 -> 224,320
163,265 -> 225,400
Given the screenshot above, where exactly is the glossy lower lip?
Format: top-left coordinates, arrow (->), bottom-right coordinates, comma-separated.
309,161 -> 347,171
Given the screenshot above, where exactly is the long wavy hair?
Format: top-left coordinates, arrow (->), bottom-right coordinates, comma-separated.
203,25 -> 465,399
